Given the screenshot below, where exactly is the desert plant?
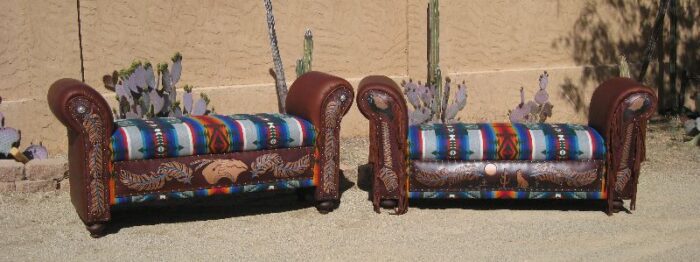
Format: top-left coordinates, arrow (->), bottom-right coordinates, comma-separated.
403,78 -> 467,125
427,0 -> 442,122
509,71 -> 554,123
103,53 -> 212,119
401,0 -> 468,126
619,55 -> 631,78
23,142 -> 48,160
0,97 -> 21,159
0,97 -> 48,161
264,0 -> 288,113
296,29 -> 313,78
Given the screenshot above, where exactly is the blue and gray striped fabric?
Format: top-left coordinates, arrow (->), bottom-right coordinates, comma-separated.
408,123 -> 606,161
110,113 -> 316,161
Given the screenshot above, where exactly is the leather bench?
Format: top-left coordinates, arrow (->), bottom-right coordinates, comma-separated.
48,71 -> 354,237
357,75 -> 656,215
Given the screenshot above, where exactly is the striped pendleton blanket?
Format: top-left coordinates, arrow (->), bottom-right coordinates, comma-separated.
110,113 -> 316,161
408,123 -> 606,161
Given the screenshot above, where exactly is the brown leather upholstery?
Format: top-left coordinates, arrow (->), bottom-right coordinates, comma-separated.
287,71 -> 354,128
48,72 -> 354,237
410,160 -> 604,192
287,71 -> 354,200
588,77 -> 656,142
357,76 -> 409,214
48,79 -> 114,226
588,77 -> 657,213
357,75 -> 657,215
48,78 -> 114,134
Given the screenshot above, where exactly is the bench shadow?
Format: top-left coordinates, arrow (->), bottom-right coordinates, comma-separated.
356,163 -> 621,214
104,171 -> 355,235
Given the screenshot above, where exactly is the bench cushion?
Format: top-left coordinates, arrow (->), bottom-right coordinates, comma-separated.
110,113 -> 316,161
408,123 -> 605,161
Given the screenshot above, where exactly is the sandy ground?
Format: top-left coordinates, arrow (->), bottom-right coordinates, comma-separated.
1,120 -> 699,261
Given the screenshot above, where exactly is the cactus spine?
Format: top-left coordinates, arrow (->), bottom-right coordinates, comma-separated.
296,29 -> 314,78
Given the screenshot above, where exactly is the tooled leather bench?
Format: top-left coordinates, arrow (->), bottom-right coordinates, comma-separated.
48,71 -> 353,237
357,75 -> 656,215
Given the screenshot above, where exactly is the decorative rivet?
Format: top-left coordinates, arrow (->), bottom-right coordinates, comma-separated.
484,163 -> 498,176
340,94 -> 347,102
76,105 -> 87,114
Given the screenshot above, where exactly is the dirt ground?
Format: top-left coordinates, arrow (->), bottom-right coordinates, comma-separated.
1,120 -> 699,261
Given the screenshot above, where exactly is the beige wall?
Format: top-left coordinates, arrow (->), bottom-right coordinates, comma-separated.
1,0 -> 698,154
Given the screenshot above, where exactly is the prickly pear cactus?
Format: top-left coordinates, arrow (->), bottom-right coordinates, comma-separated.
296,29 -> 313,78
23,142 -> 48,160
402,78 -> 468,125
509,71 -> 554,123
0,97 -> 22,158
103,53 -> 213,119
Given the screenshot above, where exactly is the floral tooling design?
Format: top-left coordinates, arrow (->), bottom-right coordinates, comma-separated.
251,153 -> 311,178
119,162 -> 193,191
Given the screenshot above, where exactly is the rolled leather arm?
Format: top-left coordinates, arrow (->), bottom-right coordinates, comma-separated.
587,77 -> 657,213
286,71 -> 354,201
356,75 -> 409,214
48,79 -> 114,224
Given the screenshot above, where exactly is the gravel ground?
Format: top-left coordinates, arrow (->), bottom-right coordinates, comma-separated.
1,120 -> 699,261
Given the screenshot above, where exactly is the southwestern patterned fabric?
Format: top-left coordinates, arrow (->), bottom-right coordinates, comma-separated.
408,123 -> 606,161
111,113 -> 316,161
111,178 -> 315,205
408,190 -> 606,200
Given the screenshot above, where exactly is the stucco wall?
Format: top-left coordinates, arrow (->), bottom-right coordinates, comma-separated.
0,0 -> 698,154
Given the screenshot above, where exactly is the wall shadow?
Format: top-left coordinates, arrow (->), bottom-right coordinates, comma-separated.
553,0 -> 698,114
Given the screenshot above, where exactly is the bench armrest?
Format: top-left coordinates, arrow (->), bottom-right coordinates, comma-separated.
588,77 -> 657,213
47,79 -> 114,224
356,75 -> 409,214
286,71 -> 354,201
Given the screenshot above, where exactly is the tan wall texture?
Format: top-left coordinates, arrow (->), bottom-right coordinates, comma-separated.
1,0 -> 698,154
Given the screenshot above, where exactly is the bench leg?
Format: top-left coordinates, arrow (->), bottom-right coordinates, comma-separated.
380,199 -> 398,209
315,200 -> 337,214
86,222 -> 107,238
612,199 -> 624,213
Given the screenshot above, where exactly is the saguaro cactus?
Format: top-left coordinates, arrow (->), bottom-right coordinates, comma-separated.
264,0 -> 288,113
401,0 -> 467,125
427,0 -> 442,121
296,29 -> 314,78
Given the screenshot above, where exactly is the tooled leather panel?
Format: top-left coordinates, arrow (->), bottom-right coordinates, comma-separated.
315,88 -> 353,200
410,160 -> 604,192
363,90 -> 406,200
357,76 -> 410,213
113,147 -> 314,197
614,93 -> 654,197
68,97 -> 111,222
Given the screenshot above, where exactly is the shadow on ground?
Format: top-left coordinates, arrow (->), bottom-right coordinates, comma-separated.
104,171 -> 355,235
